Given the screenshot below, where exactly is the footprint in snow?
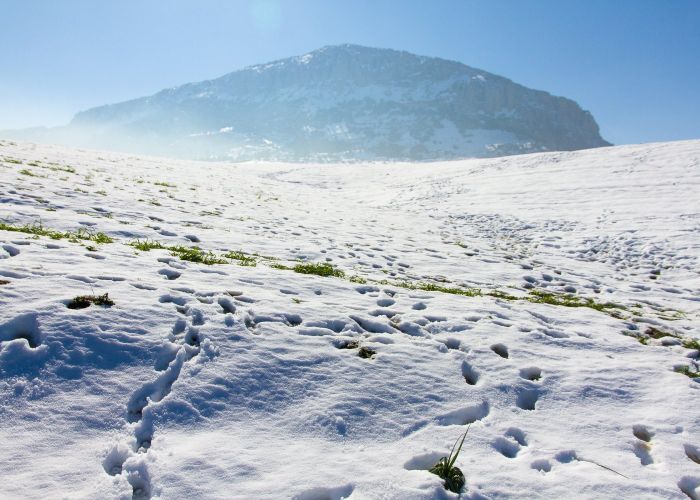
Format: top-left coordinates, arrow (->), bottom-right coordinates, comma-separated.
519,366 -> 542,381
2,244 -> 20,257
516,387 -> 541,411
461,360 -> 479,385
531,459 -> 552,473
685,444 -> 700,465
491,343 -> 509,359
376,297 -> 395,307
158,268 -> 181,280
493,428 -> 527,459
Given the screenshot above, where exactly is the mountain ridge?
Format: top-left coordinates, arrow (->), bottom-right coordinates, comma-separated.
3,44 -> 610,161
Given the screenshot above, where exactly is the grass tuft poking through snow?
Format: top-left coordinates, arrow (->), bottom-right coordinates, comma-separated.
222,250 -> 257,267
128,239 -> 167,251
675,365 -> 700,378
168,245 -> 228,265
293,261 -> 345,278
67,293 -> 115,310
0,221 -> 113,244
429,425 -> 470,493
527,290 -> 624,312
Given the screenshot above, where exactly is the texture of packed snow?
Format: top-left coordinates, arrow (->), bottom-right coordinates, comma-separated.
0,139 -> 699,499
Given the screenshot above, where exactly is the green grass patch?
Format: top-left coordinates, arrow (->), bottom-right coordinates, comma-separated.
128,239 -> 167,251
169,245 -> 228,265
682,338 -> 700,351
349,275 -> 367,284
675,365 -> 700,378
527,290 -> 624,312
19,168 -> 39,177
0,221 -> 113,244
223,250 -> 257,267
270,263 -> 292,271
293,262 -> 345,278
486,290 -> 520,301
4,157 -> 23,164
387,280 -> 481,297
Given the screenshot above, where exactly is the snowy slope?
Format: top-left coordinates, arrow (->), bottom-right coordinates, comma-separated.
1,45 -> 609,162
0,139 -> 699,499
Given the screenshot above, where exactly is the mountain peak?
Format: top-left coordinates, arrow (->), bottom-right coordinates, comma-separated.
8,46 -> 609,161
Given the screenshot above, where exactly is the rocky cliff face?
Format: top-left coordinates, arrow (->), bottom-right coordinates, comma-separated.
9,45 -> 611,161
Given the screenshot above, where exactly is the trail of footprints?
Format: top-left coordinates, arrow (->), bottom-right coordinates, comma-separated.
99,265 -> 699,498
104,293 -> 210,499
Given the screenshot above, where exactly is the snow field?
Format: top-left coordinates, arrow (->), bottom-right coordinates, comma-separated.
1,139 -> 699,498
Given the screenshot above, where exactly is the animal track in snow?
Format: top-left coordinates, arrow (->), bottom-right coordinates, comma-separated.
633,440 -> 653,466
461,360 -> 479,385
436,400 -> 490,426
505,427 -> 528,446
493,427 -> 528,458
493,437 -> 522,458
0,312 -> 43,349
376,297 -> 395,307
516,387 -> 540,411
531,459 -> 552,473
684,444 -> 700,465
519,367 -> 542,381
158,268 -> 181,280
105,310 -> 211,498
632,424 -> 654,442
678,477 -> 700,500
491,343 -> 509,358
2,244 -> 20,257
292,483 -> 354,500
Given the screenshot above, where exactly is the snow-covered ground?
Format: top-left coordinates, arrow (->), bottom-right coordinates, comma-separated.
1,138 -> 699,499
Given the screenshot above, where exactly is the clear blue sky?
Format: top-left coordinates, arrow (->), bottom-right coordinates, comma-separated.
1,0 -> 698,145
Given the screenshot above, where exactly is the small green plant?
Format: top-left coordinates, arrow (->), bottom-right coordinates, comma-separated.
389,280 -> 481,297
270,263 -> 292,271
349,275 -> 367,284
169,245 -> 227,265
682,338 -> 700,351
429,425 -> 470,493
19,169 -> 38,176
528,290 -> 624,312
0,221 -> 112,244
4,157 -> 23,164
486,290 -> 520,301
128,239 -> 166,251
293,262 -> 345,278
223,250 -> 257,267
67,293 -> 115,309
675,365 -> 700,378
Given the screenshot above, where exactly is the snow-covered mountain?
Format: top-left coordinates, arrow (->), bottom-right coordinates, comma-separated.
1,139 -> 699,498
3,45 -> 610,161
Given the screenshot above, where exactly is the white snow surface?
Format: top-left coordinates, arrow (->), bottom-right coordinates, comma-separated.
1,139 -> 699,499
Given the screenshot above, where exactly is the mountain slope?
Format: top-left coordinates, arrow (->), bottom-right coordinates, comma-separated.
4,45 -> 610,161
1,139 -> 698,498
